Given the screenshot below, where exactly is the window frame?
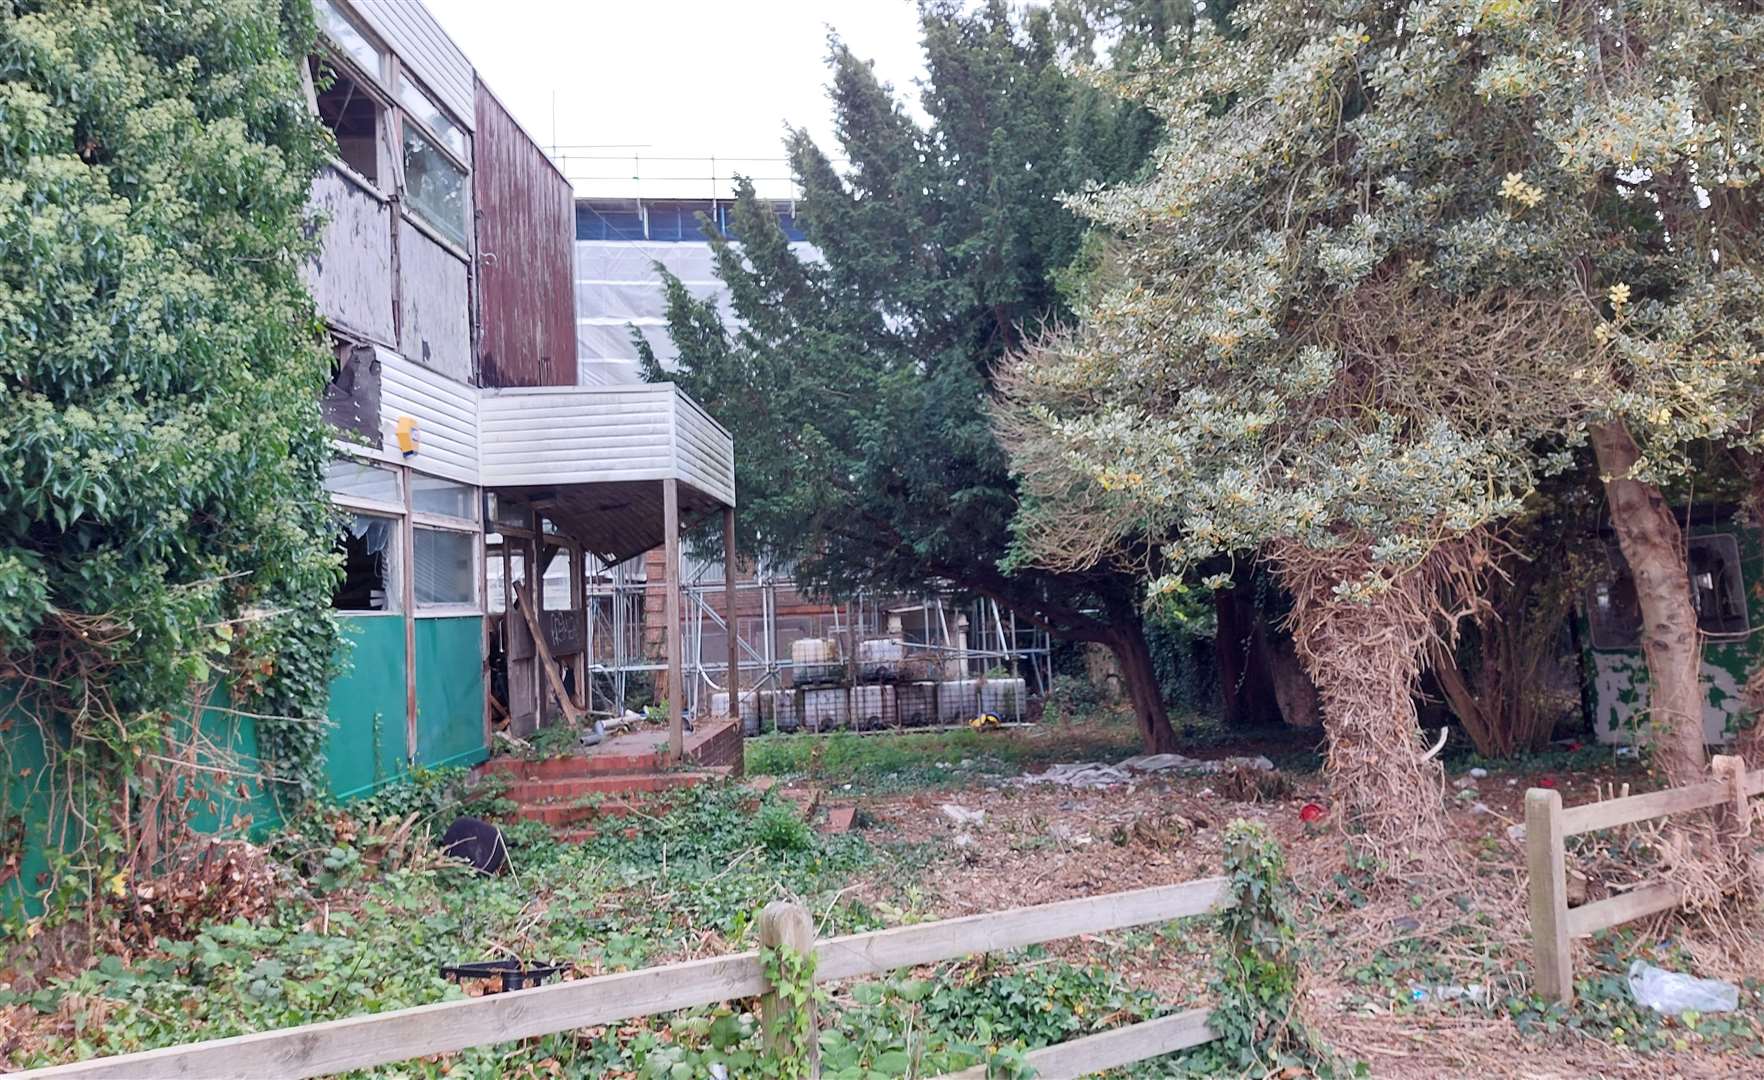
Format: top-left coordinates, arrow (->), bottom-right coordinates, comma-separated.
325,455 -> 405,617
408,468 -> 482,618
325,456 -> 405,517
393,66 -> 472,253
313,0 -> 387,83
411,521 -> 483,616
309,51 -> 392,199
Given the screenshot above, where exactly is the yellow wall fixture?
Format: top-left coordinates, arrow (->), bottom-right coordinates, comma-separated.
395,415 -> 419,458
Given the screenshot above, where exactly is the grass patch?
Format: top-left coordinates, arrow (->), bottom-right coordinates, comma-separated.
744,715 -> 1148,793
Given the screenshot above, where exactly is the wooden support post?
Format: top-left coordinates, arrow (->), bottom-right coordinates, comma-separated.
1526,788 -> 1573,1005
663,478 -> 685,761
758,901 -> 818,1079
724,505 -> 740,731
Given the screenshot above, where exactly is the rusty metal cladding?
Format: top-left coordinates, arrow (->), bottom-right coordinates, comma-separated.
473,79 -> 577,388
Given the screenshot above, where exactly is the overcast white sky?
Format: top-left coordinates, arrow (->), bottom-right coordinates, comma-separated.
424,0 -> 931,199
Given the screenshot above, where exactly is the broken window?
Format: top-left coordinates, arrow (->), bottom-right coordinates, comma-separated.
402,126 -> 468,247
1688,533 -> 1749,637
1586,534 -> 1751,649
311,58 -> 383,185
334,513 -> 400,612
398,77 -> 469,248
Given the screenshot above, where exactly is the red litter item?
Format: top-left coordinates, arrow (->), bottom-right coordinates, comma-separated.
1299,803 -> 1326,823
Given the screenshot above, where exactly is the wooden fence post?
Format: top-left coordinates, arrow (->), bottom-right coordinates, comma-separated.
1711,754 -> 1755,891
1526,787 -> 1573,1005
759,900 -> 819,1078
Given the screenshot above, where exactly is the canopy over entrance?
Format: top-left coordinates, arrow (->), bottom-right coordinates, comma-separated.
479,382 -> 736,758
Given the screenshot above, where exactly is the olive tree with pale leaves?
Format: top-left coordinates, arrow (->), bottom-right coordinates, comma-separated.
998,0 -> 1764,849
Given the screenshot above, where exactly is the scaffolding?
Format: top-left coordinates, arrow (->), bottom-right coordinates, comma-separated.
583,553 -> 1053,733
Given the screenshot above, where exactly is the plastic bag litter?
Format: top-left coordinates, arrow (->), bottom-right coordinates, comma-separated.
1627,960 -> 1739,1015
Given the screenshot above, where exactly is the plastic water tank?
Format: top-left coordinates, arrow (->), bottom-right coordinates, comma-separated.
938,679 -> 979,724
802,688 -> 846,733
852,684 -> 894,730
765,689 -> 800,733
979,678 -> 1027,720
856,639 -> 905,682
791,638 -> 842,686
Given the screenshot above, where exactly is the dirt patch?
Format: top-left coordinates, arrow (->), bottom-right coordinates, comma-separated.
805,751 -> 1764,1078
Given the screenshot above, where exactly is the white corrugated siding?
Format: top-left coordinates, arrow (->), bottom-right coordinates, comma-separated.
351,1 -> 475,127
478,385 -> 734,506
378,347 -> 479,484
674,393 -> 736,506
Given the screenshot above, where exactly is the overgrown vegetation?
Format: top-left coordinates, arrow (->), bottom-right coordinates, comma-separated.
0,0 -> 340,921
997,0 -> 1764,849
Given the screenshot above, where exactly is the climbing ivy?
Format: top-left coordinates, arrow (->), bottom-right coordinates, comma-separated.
759,940 -> 818,1079
1176,820 -> 1352,1078
0,0 -> 341,914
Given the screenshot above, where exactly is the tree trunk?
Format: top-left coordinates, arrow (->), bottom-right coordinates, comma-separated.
1214,585 -> 1281,727
1263,623 -> 1321,729
1590,420 -> 1707,785
1268,538 -> 1472,854
1105,619 -> 1180,754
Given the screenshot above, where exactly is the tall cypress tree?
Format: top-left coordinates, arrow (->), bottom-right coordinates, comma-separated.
644,0 -> 1187,750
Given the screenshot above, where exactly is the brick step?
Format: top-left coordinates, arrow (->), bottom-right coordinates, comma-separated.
505,771 -> 718,804
511,798 -> 660,827
554,823 -> 642,844
480,752 -> 672,782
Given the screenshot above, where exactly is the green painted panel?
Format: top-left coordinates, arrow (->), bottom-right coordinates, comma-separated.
414,616 -> 486,769
2,687 -> 281,924
325,616 -> 410,801
1,692 -> 53,925
1585,522 -> 1764,744
184,690 -> 281,838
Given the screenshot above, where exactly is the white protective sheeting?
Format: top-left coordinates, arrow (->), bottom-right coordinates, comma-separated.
574,238 -> 817,378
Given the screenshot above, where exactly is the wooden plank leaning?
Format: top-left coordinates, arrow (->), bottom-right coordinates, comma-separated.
514,577 -> 584,725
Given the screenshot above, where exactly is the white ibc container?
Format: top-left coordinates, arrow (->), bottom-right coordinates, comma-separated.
938,679 -> 979,723
852,684 -> 894,730
895,682 -> 937,727
791,638 -> 842,686
979,678 -> 1026,719
802,688 -> 846,733
856,639 -> 906,682
766,689 -> 800,733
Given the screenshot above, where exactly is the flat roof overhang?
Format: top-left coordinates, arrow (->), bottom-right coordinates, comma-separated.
479,383 -> 734,563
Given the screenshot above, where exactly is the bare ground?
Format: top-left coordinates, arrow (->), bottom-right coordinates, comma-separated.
798,732 -> 1764,1079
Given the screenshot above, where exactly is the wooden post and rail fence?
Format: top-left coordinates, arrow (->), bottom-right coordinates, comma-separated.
1511,752 -> 1761,1005
17,875 -> 1236,1079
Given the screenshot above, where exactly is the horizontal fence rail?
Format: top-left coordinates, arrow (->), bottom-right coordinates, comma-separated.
16,878 -> 1234,1079
1520,754 -> 1757,1004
